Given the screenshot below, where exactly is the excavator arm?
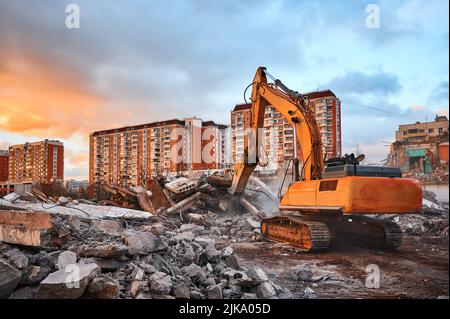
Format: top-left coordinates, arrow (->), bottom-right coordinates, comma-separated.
231,67 -> 324,194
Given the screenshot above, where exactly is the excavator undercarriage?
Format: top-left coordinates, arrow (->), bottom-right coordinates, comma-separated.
260,213 -> 403,251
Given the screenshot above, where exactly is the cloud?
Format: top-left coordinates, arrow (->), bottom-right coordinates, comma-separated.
0,141 -> 10,150
429,80 -> 449,105
322,70 -> 401,95
0,0 -> 448,178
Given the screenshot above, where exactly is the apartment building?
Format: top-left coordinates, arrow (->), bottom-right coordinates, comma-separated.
89,118 -> 230,186
0,150 -> 8,182
65,179 -> 90,194
231,90 -> 342,174
303,90 -> 342,159
395,115 -> 449,143
388,115 -> 449,171
7,140 -> 64,183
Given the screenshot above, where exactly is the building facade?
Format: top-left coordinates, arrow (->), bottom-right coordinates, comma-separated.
89,118 -> 230,186
230,89 -> 342,174
303,90 -> 342,160
65,179 -> 90,194
7,140 -> 64,183
388,115 -> 449,172
0,150 -> 8,182
395,115 -> 449,143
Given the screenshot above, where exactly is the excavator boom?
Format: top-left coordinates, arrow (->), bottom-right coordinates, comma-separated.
231,67 -> 323,194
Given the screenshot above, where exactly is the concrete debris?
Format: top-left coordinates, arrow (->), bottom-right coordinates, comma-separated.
303,287 -> 317,299
207,283 -> 223,299
35,263 -> 101,299
5,248 -> 29,269
57,251 -> 77,270
84,275 -> 120,299
291,263 -> 343,282
20,265 -> 52,286
247,267 -> 269,285
0,259 -> 22,298
149,271 -> 172,295
256,282 -> 276,299
0,171 -> 447,299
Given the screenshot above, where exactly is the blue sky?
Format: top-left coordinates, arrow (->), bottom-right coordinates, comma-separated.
0,0 -> 448,178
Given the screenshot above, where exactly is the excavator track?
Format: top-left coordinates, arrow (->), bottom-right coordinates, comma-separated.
342,216 -> 403,250
260,216 -> 330,251
260,214 -> 403,251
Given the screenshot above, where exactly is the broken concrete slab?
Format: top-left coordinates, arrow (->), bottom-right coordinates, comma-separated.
204,244 -> 221,262
77,244 -> 129,258
256,281 -> 276,299
304,286 -> 317,299
35,262 -> 100,299
241,292 -> 257,299
5,248 -> 29,269
84,275 -> 119,299
206,283 -> 223,299
91,220 -> 123,236
20,265 -> 51,286
225,255 -> 240,269
57,251 -> 77,270
0,258 -> 22,298
246,218 -> 260,229
122,230 -> 165,255
172,282 -> 190,299
149,271 -> 172,295
91,258 -> 126,272
0,210 -> 55,247
129,280 -> 147,298
247,267 -> 268,285
8,286 -> 36,299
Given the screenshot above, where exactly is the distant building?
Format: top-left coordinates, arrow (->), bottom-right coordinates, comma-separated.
65,179 -> 90,194
0,150 -> 8,182
230,89 -> 342,174
89,118 -> 230,186
388,115 -> 449,172
7,140 -> 64,183
395,115 -> 449,143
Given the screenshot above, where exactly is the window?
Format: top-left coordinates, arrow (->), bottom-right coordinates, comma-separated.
402,131 -> 407,136
429,128 -> 434,133
439,127 -> 443,134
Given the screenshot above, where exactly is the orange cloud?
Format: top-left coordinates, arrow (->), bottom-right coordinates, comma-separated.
69,151 -> 89,167
0,52 -> 131,139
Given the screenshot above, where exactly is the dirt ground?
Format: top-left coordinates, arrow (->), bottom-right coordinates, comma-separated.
233,233 -> 449,299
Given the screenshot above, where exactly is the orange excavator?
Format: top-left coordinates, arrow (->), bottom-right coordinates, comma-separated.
231,67 -> 422,251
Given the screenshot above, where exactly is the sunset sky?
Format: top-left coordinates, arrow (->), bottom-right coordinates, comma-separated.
0,0 -> 448,180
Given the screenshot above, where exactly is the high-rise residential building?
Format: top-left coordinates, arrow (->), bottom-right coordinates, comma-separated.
230,90 -> 342,174
7,140 -> 64,183
0,150 -> 9,182
89,118 -> 230,186
303,90 -> 342,160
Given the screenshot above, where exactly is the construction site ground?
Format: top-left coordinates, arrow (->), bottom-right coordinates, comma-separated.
234,233 -> 449,299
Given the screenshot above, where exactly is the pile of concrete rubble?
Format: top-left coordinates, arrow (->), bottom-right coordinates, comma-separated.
377,190 -> 449,238
0,169 -> 448,299
0,171 -> 287,299
402,165 -> 449,184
